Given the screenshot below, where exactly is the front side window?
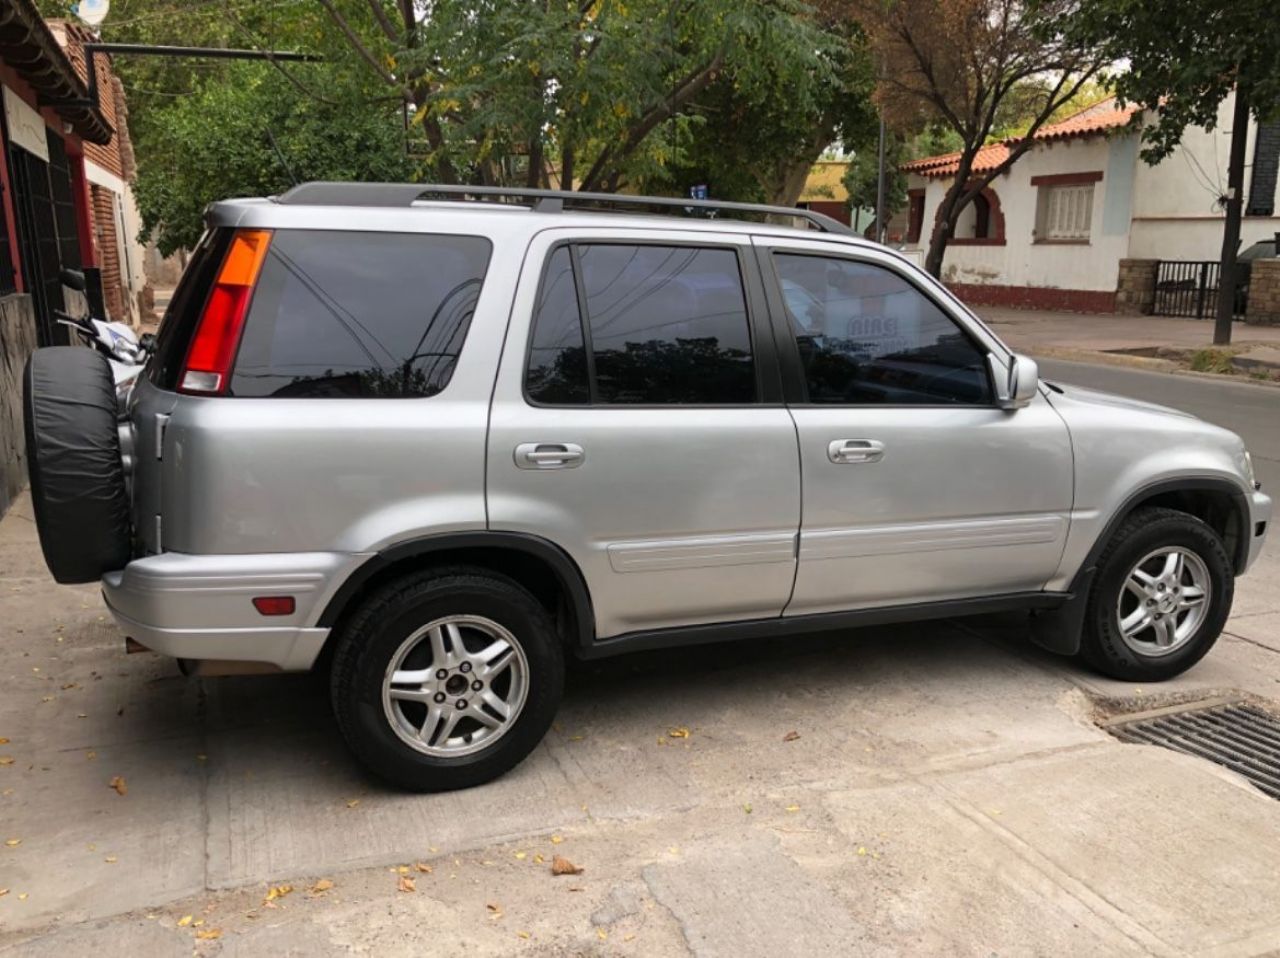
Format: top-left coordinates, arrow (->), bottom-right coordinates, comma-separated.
525,243 -> 756,405
774,253 -> 992,406
230,230 -> 491,398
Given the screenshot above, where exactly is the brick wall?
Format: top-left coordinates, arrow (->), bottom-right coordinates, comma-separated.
1246,258 -> 1280,326
1115,258 -> 1159,314
0,294 -> 37,516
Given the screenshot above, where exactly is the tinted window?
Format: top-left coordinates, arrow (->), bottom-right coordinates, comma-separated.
577,244 -> 755,404
774,254 -> 992,405
526,247 -> 590,404
148,228 -> 230,390
230,230 -> 491,398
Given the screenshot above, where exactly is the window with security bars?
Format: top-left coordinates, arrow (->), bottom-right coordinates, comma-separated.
1039,183 -> 1094,241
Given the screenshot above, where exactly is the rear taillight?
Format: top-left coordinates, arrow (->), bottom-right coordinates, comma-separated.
178,229 -> 272,394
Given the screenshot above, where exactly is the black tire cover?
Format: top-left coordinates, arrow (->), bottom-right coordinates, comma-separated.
23,346 -> 131,583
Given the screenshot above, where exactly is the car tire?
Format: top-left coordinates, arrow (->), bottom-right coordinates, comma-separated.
1078,507 -> 1233,681
329,567 -> 564,791
23,346 -> 131,584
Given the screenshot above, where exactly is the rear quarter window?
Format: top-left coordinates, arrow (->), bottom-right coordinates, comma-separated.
229,230 -> 492,398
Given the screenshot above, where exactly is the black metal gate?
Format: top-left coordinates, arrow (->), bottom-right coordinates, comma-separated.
1153,260 -> 1246,320
7,129 -> 81,346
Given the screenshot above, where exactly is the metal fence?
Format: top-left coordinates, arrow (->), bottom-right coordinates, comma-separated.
1153,260 -> 1246,320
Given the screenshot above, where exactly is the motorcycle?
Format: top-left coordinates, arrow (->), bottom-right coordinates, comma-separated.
56,268 -> 151,395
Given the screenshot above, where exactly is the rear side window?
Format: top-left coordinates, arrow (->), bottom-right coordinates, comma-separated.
525,243 -> 756,405
148,228 -> 231,390
229,230 -> 491,398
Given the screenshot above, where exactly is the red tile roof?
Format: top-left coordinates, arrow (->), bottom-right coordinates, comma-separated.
900,98 -> 1139,178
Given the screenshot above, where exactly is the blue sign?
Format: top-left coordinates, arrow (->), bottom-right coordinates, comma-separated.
689,184 -> 709,200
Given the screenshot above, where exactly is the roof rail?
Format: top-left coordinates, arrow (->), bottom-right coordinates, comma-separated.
273,182 -> 856,236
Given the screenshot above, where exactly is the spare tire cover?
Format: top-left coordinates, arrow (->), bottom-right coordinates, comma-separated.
23,346 -> 131,583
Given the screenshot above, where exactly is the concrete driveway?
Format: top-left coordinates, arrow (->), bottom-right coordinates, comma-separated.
3,366 -> 1280,955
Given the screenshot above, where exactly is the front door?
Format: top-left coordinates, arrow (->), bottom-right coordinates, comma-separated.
754,238 -> 1074,615
487,229 -> 800,641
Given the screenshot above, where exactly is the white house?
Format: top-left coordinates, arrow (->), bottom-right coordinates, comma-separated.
899,94 -> 1280,312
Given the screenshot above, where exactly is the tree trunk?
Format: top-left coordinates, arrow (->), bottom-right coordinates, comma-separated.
762,125 -> 833,207
1214,83 -> 1250,346
924,179 -> 966,277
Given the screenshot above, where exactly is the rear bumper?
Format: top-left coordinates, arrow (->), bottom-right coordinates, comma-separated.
101,550 -> 367,671
1245,488 -> 1272,573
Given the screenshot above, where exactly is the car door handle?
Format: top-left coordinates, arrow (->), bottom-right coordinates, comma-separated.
828,439 -> 886,464
514,442 -> 584,470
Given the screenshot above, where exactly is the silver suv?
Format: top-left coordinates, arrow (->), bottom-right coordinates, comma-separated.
23,184 -> 1271,791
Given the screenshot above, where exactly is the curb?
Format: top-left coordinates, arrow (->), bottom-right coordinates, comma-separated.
1026,346 -> 1280,390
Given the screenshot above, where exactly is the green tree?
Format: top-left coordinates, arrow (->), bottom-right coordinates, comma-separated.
134,63 -> 409,253
1060,0 -> 1280,342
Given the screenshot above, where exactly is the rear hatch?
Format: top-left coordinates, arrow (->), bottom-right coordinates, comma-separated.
128,223 -> 492,557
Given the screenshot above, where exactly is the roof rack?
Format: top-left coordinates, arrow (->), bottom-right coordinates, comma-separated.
273,182 -> 856,236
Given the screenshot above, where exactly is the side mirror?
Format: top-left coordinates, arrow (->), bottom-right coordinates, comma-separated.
989,353 -> 1039,410
59,268 -> 86,291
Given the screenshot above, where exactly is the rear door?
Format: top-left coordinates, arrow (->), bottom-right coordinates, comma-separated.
487,228 -> 801,641
754,237 -> 1074,615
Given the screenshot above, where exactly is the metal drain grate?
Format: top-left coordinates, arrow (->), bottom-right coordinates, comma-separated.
1107,700 -> 1280,800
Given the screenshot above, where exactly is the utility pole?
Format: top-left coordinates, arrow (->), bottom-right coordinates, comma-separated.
1214,81 -> 1250,346
875,113 -> 887,244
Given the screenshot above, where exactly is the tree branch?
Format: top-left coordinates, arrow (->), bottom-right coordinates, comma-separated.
317,0 -> 400,89
365,0 -> 400,43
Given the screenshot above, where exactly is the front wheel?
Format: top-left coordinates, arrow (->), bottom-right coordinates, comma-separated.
330,568 -> 564,791
1079,507 -> 1234,681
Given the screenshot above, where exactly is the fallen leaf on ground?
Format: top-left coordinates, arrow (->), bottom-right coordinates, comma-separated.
514,851 -> 527,860
0,888 -> 8,897
550,855 -> 583,876
568,734 -> 585,742
61,683 -> 77,690
414,862 -> 432,873
195,929 -> 222,940
0,758 -> 13,766
345,799 -> 360,808
486,902 -> 502,919
85,751 -> 95,761
597,928 -> 608,941
397,876 -> 416,893
0,738 -> 8,744
782,730 -> 800,742
516,931 -> 531,939
785,804 -> 800,813
192,919 -> 204,926
5,839 -> 20,847
310,879 -> 334,893
40,696 -> 52,703
104,856 -> 117,863
857,847 -> 867,856
668,727 -> 690,739
109,776 -> 127,796
17,893 -> 27,900
533,854 -> 545,864
743,803 -> 752,814
394,865 -> 409,874
177,915 -> 193,927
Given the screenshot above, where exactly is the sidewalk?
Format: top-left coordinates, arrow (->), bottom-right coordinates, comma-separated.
2,481 -> 1280,954
977,306 -> 1280,377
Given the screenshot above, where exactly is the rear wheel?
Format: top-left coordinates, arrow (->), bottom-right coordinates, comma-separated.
329,567 -> 564,791
1079,507 -> 1233,681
